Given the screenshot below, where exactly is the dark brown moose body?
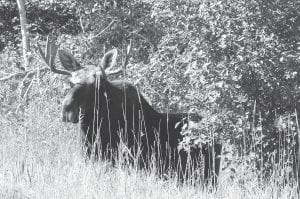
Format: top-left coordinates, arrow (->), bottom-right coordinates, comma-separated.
37,37 -> 221,185
76,79 -> 162,166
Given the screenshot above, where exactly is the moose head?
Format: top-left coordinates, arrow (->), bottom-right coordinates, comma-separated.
37,37 -> 123,124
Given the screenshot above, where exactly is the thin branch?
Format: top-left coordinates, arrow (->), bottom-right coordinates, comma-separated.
92,19 -> 117,39
124,28 -> 156,52
0,72 -> 25,81
0,67 -> 49,82
79,15 -> 85,33
23,76 -> 35,103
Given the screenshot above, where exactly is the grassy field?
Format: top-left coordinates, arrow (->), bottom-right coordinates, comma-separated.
2,0 -> 300,197
0,79 -> 299,199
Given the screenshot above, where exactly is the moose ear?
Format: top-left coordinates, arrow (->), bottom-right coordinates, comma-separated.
101,49 -> 117,70
58,49 -> 82,71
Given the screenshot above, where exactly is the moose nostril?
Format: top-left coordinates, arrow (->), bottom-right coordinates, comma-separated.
62,112 -> 69,122
62,112 -> 79,123
72,117 -> 79,123
62,115 -> 67,122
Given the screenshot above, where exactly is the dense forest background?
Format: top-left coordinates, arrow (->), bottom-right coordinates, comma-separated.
1,0 -> 300,189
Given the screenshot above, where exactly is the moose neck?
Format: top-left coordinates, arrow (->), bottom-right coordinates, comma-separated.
79,77 -> 122,124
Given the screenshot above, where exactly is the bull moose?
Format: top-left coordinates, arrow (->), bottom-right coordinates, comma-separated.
37,37 -> 221,184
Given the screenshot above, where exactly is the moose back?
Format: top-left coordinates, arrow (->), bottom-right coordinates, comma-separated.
37,37 -> 221,184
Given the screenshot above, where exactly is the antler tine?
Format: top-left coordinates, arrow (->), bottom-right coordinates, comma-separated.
122,38 -> 132,69
45,36 -> 51,62
105,67 -> 123,76
37,36 -> 72,76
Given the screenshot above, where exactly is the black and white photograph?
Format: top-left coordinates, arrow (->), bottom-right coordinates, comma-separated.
0,0 -> 299,198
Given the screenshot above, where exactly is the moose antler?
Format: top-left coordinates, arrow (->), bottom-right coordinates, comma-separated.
37,36 -> 72,76
122,38 -> 132,70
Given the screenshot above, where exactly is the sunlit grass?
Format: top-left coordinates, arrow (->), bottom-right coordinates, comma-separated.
0,56 -> 299,198
0,91 -> 299,199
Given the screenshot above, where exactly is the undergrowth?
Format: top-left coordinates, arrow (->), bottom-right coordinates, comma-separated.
0,76 -> 299,199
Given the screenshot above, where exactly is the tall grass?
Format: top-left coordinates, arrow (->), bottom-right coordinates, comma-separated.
0,60 -> 299,199
0,83 -> 298,199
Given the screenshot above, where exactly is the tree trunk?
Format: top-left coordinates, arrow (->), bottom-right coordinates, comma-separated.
16,0 -> 29,69
297,131 -> 300,189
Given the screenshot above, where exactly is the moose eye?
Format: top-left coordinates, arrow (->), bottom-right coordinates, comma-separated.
69,82 -> 75,88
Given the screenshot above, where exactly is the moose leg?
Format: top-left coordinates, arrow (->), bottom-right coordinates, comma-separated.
213,143 -> 222,184
175,147 -> 202,184
80,125 -> 101,160
202,142 -> 222,186
176,149 -> 188,183
81,135 -> 97,160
